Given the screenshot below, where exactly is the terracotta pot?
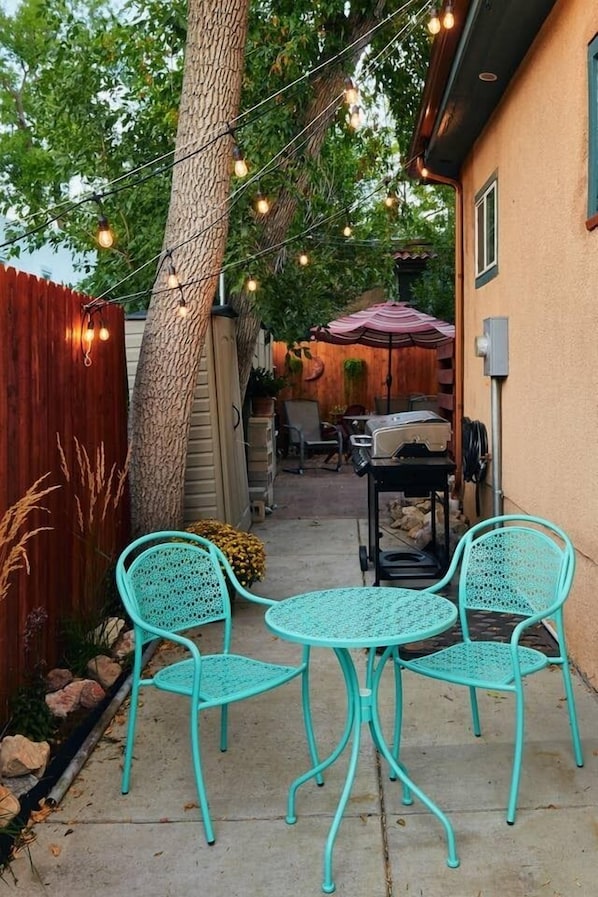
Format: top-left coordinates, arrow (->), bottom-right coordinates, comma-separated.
251,397 -> 275,416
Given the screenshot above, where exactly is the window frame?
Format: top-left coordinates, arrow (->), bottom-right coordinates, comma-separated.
474,174 -> 498,288
587,34 -> 598,229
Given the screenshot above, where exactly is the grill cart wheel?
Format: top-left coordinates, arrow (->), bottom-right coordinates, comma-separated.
359,545 -> 369,571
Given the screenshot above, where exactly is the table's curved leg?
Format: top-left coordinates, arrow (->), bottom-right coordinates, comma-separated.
387,646 -> 413,803
369,646 -> 460,869
321,647 -> 363,894
286,648 -> 356,827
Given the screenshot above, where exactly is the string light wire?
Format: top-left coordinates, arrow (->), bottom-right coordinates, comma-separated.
1,0 -> 424,248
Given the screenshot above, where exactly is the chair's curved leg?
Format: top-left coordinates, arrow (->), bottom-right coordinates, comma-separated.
220,704 -> 229,752
558,658 -> 584,767
190,699 -> 215,844
506,685 -> 525,825
301,648 -> 324,786
468,685 -> 482,736
121,659 -> 143,794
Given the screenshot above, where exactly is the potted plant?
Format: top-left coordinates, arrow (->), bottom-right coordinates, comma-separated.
247,367 -> 287,416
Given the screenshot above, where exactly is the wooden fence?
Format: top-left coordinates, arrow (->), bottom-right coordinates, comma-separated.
0,266 -> 129,720
273,339 -> 446,416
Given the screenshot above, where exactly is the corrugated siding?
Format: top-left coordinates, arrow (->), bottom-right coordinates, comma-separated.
124,316 -> 221,522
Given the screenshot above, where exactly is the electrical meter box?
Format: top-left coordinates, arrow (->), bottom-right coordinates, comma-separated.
474,317 -> 509,377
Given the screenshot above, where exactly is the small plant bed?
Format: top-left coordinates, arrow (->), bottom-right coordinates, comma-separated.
0,614 -> 134,873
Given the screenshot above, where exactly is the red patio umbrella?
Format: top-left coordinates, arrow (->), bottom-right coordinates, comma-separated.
311,301 -> 455,414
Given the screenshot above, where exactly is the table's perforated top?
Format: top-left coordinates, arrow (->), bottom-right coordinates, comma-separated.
266,587 -> 458,649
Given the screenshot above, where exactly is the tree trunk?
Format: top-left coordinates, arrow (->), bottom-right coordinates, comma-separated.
234,3 -> 388,396
129,0 -> 249,534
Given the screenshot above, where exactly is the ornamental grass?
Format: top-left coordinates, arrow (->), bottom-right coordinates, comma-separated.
185,519 -> 266,588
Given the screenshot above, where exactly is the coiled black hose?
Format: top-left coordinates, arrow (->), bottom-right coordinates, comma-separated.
462,417 -> 488,515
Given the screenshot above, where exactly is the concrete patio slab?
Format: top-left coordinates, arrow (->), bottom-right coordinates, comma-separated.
5,478 -> 598,897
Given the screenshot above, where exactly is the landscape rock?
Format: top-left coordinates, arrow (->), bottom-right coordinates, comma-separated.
94,617 -> 126,648
0,774 -> 38,799
46,668 -> 74,692
87,655 -> 122,689
112,628 -> 134,659
80,679 -> 106,709
0,735 -> 50,778
45,679 -> 86,717
0,785 -> 20,828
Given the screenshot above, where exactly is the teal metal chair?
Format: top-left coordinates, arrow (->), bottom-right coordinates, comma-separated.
393,514 -> 584,824
116,530 -> 320,845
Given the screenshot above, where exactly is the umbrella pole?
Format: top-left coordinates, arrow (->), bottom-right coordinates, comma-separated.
385,335 -> 392,414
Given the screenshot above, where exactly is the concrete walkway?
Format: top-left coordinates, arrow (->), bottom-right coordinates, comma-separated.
7,508 -> 598,896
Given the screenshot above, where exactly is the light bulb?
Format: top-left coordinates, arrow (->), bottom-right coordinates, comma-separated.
384,192 -> 396,208
344,77 -> 359,106
443,2 -> 454,29
97,215 -> 114,248
349,105 -> 362,129
428,6 -> 441,34
232,144 -> 248,177
343,224 -> 352,237
99,325 -> 110,341
255,191 -> 270,215
247,277 -> 258,292
84,320 -> 94,342
178,299 -> 188,318
421,165 -> 429,178
298,252 -> 309,266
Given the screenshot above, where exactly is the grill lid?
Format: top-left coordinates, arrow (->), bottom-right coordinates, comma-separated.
352,410 -> 451,458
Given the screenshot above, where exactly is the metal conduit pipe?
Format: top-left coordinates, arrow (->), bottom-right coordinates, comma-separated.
46,641 -> 158,808
490,376 -> 504,518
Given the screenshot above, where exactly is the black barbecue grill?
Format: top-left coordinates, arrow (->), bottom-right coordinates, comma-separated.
350,411 -> 456,585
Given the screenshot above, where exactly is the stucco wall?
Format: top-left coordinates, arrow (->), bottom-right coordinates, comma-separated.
460,0 -> 598,684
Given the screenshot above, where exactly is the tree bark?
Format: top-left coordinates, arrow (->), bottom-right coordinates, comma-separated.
129,0 -> 249,534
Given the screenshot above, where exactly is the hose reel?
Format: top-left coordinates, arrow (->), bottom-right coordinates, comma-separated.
462,417 -> 489,515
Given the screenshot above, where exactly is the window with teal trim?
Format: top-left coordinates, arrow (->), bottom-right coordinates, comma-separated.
474,176 -> 497,287
588,35 -> 598,219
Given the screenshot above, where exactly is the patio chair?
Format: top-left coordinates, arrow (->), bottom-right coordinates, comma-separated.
116,530 -> 321,845
392,514 -> 584,825
283,399 -> 343,474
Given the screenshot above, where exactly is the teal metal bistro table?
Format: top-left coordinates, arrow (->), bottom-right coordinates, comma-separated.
265,587 -> 460,894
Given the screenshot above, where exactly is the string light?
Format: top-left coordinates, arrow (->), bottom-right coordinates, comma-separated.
443,1 -> 455,29
232,143 -> 248,178
246,276 -> 258,292
344,77 -> 359,105
343,223 -> 353,237
166,253 -> 180,289
427,5 -> 441,34
96,214 -> 114,248
298,251 -> 309,266
84,316 -> 95,342
177,292 -> 188,318
98,320 -> 110,341
254,190 -> 270,215
1,0 -> 424,257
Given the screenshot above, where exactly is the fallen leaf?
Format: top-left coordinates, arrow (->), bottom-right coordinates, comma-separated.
49,844 -> 62,857
29,804 -> 53,824
396,818 -> 406,826
184,802 -> 198,811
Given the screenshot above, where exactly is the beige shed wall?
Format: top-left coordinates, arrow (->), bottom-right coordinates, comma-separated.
460,0 -> 598,684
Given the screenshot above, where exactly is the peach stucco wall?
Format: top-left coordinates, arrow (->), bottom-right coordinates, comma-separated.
459,0 -> 598,683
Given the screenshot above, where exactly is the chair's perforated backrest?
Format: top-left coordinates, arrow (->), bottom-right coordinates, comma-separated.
459,523 -> 571,617
284,399 -> 325,443
117,539 -> 230,646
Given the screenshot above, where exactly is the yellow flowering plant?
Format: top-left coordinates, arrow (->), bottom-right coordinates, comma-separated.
185,519 -> 266,588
